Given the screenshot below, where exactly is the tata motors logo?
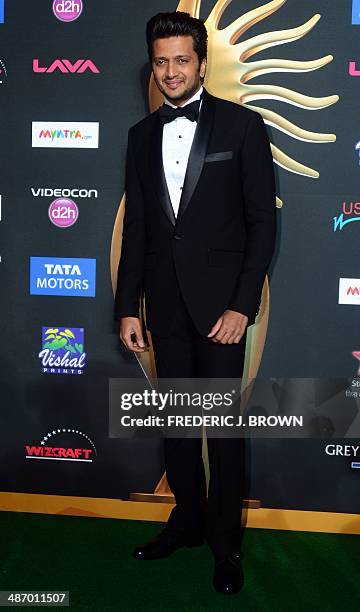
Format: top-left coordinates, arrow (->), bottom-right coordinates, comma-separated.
53,0 -> 83,22
32,122 -> 99,149
25,428 -> 97,463
338,278 -> 360,305
352,0 -> 360,24
39,326 -> 85,375
30,257 -> 96,297
33,59 -> 99,74
0,59 -> 7,84
49,198 -> 78,228
333,201 -> 360,232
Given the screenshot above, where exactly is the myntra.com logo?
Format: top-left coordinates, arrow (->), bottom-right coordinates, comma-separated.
25,428 -> 97,462
333,201 -> 360,231
32,122 -> 99,149
338,278 -> 360,305
33,59 -> 99,74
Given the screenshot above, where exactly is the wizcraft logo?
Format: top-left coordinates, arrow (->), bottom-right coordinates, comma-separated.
39,326 -> 85,375
338,278 -> 360,305
31,187 -> 98,199
33,59 -> 99,74
53,0 -> 83,22
25,428 -> 97,463
32,122 -> 99,149
333,201 -> 360,232
352,0 -> 360,24
0,59 -> 7,84
30,257 -> 96,297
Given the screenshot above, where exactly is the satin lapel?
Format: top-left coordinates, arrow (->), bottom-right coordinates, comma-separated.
150,115 -> 176,227
175,89 -> 216,226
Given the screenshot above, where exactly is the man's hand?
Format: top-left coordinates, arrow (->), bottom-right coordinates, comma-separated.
207,310 -> 248,344
119,317 -> 147,352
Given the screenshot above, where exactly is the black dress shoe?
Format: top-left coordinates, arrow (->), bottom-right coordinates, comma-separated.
133,528 -> 203,560
213,557 -> 244,595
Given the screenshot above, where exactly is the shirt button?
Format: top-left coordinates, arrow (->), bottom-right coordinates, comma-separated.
176,161 -> 179,164
179,135 -> 182,138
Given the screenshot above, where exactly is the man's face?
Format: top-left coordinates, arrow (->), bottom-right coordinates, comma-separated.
152,35 -> 206,106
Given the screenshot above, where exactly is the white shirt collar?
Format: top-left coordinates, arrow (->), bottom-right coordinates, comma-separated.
164,85 -> 203,109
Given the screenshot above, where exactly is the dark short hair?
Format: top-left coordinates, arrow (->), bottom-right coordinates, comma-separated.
146,11 -> 208,65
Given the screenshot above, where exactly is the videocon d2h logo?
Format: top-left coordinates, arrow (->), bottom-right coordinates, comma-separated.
39,326 -> 86,375
53,0 -> 83,22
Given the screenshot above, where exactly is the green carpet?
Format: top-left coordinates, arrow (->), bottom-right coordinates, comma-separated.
0,511 -> 359,611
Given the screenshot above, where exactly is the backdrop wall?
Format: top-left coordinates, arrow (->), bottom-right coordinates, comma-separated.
1,0 -> 359,526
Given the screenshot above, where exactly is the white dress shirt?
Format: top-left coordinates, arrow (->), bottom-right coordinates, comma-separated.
162,85 -> 203,218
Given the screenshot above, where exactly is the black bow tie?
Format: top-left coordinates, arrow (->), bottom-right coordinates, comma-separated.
158,98 -> 201,125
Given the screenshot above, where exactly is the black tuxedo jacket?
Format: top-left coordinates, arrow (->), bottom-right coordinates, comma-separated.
114,87 -> 276,336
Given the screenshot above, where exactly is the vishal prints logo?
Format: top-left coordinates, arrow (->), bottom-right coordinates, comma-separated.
53,0 -> 83,22
49,198 -> 79,228
30,257 -> 96,297
25,428 -> 97,462
32,122 -> 99,149
333,201 -> 360,232
338,278 -> 360,305
39,326 -> 85,374
0,59 -> 7,84
33,59 -> 99,74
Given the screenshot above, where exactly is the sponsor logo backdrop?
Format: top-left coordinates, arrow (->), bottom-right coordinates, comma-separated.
0,0 -> 359,515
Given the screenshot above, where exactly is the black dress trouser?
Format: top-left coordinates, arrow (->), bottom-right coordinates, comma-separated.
150,280 -> 247,560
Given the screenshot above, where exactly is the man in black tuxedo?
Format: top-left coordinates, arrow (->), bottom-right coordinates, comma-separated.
115,11 -> 276,595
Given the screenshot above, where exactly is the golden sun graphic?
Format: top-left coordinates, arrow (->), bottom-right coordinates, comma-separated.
149,0 -> 339,207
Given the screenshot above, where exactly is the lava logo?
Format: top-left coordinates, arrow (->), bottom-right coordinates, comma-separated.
39,326 -> 86,375
48,198 -> 79,228
25,427 -> 97,462
32,122 -> 99,149
0,1 -> 4,24
30,257 -> 96,297
352,0 -> 360,24
33,59 -> 99,74
338,278 -> 360,305
333,201 -> 360,232
0,59 -> 7,84
53,0 -> 83,22
349,61 -> 360,76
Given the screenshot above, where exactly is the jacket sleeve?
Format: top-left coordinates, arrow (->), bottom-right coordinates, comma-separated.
228,111 -> 277,326
114,128 -> 145,320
